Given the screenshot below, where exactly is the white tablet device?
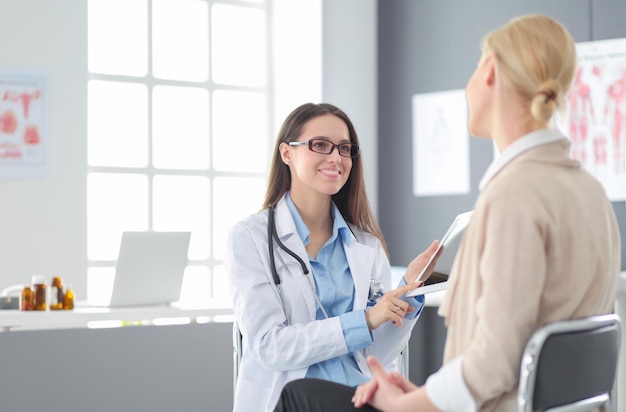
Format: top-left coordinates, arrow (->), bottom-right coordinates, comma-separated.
406,211 -> 473,297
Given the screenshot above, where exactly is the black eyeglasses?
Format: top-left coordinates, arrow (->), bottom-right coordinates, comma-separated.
289,138 -> 360,158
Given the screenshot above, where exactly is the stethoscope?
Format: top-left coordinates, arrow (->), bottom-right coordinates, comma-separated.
268,206 -> 385,325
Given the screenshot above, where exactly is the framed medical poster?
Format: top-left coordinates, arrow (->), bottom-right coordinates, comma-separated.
556,38 -> 626,201
412,89 -> 470,197
0,71 -> 47,177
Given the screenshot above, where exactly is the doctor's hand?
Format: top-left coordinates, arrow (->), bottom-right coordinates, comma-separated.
404,240 -> 440,284
365,282 -> 420,330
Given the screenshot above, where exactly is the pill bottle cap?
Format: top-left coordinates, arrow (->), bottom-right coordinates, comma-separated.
31,275 -> 47,285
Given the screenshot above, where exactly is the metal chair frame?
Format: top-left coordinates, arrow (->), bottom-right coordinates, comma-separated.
518,314 -> 622,412
232,322 -> 243,402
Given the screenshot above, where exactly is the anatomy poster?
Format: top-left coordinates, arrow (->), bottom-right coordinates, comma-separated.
557,38 -> 626,201
412,89 -> 470,197
0,72 -> 46,177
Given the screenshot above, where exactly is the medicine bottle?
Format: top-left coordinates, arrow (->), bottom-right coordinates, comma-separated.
20,286 -> 34,311
63,285 -> 74,310
50,276 -> 64,310
32,275 -> 47,311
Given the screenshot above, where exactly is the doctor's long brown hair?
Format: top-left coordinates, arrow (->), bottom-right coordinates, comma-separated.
262,103 -> 389,257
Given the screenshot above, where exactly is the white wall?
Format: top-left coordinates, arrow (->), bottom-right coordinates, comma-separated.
0,0 -> 87,298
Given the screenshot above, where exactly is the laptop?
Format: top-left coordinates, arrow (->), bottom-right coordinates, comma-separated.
406,211 -> 473,296
108,231 -> 191,307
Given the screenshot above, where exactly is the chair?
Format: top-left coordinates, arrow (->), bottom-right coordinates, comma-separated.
518,314 -> 622,412
232,322 -> 243,402
397,343 -> 410,379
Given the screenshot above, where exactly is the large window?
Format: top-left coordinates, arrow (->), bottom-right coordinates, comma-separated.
86,0 -> 280,306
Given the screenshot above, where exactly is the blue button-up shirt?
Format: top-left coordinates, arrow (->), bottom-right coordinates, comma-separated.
285,193 -> 423,386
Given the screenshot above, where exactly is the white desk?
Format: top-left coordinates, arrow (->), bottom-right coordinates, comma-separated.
0,316 -> 235,412
0,302 -> 233,332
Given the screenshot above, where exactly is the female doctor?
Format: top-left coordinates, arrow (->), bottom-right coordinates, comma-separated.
225,102 -> 438,412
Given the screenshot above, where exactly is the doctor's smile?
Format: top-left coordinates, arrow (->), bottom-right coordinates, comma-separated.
319,168 -> 342,177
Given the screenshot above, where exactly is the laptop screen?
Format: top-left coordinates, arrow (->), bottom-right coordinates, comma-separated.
108,231 -> 191,307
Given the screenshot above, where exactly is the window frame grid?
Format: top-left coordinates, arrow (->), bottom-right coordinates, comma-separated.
87,0 -> 273,303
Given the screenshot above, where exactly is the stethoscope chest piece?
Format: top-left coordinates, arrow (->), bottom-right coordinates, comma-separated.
368,279 -> 385,305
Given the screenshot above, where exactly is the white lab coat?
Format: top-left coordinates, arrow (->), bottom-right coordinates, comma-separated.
226,195 -> 419,412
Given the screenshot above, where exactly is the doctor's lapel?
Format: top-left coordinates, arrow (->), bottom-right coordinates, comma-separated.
345,241 -> 375,309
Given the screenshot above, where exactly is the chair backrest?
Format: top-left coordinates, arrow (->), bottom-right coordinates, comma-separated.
233,322 -> 243,402
518,314 -> 622,412
397,343 -> 410,379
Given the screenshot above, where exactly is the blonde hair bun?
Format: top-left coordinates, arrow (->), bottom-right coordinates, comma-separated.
531,79 -> 562,122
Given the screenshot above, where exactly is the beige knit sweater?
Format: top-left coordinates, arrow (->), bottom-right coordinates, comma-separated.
439,139 -> 620,411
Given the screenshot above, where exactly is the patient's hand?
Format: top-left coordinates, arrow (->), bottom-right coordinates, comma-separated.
352,357 -> 407,409
355,357 -> 441,412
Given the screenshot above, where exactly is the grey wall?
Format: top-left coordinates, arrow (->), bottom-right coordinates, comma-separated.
378,0 -> 626,386
322,0 -> 379,215
378,0 -> 626,270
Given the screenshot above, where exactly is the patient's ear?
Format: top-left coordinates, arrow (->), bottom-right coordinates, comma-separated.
484,54 -> 496,86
